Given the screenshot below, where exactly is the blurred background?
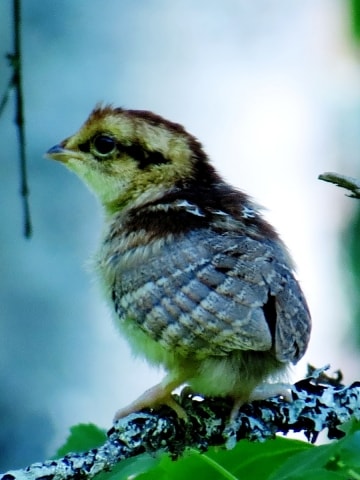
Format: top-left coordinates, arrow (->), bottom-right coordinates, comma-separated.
0,0 -> 360,470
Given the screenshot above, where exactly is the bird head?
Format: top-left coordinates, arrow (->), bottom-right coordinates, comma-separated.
46,105 -> 214,214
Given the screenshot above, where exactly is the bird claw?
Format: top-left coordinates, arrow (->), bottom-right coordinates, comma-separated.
229,382 -> 292,421
114,394 -> 187,422
113,376 -> 187,422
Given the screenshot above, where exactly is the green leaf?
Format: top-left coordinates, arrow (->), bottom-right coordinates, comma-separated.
269,441 -> 340,480
111,436 -> 312,480
338,431 -> 360,468
269,422 -> 360,480
204,436 -> 312,479
54,423 -> 107,458
284,470 -> 348,480
96,454 -> 162,480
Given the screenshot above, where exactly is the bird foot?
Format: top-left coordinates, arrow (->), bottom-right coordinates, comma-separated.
230,382 -> 292,421
114,377 -> 187,421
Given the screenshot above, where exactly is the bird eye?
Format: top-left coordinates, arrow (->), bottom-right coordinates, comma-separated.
92,134 -> 116,156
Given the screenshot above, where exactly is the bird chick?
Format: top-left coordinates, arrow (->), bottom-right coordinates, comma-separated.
46,105 -> 311,421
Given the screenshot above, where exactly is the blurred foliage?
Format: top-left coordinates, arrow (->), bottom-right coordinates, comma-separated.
344,0 -> 360,349
349,0 -> 360,41
344,206 -> 360,348
55,421 -> 360,480
54,423 -> 106,458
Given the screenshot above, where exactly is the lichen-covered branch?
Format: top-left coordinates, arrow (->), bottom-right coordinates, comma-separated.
1,367 -> 359,480
319,172 -> 360,199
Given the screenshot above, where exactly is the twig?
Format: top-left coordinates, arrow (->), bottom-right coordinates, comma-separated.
0,73 -> 14,116
0,0 -> 32,238
319,172 -> 360,199
1,367 -> 359,480
13,0 -> 32,237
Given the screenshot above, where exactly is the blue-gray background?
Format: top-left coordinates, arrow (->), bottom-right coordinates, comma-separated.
1,0 -> 359,469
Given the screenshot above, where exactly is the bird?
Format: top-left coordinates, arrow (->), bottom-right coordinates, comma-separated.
46,105 -> 311,421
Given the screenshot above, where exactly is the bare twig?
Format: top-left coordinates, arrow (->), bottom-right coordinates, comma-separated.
13,0 -> 32,237
1,367 -> 359,480
319,172 -> 360,199
0,72 -> 14,116
1,0 -> 32,237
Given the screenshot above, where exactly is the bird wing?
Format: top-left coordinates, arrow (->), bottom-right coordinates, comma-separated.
112,228 -> 310,364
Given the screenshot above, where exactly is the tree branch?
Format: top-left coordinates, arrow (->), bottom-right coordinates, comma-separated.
1,367 -> 359,480
319,172 -> 360,199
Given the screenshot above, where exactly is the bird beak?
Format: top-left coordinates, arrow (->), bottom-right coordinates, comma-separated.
45,144 -> 72,163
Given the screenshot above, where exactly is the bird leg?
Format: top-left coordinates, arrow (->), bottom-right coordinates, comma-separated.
249,382 -> 292,402
230,382 -> 292,421
114,373 -> 187,421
